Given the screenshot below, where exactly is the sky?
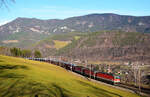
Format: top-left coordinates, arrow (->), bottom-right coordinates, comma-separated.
0,0 -> 150,25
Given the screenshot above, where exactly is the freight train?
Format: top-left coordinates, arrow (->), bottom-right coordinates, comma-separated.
72,65 -> 120,84
28,58 -> 120,84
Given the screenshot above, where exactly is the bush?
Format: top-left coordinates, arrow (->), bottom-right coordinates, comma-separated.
10,47 -> 22,57
34,50 -> 42,58
22,50 -> 32,57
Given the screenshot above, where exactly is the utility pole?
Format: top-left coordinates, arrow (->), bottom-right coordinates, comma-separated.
90,64 -> 92,79
133,62 -> 141,94
108,64 -> 111,73
134,65 -> 137,86
138,65 -> 141,94
132,62 -> 137,86
71,58 -> 73,71
59,56 -> 61,66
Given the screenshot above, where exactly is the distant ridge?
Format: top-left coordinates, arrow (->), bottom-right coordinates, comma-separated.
0,13 -> 150,48
0,13 -> 150,38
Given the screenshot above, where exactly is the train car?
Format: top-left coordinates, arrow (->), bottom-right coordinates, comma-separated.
63,62 -> 74,70
82,68 -> 95,78
64,62 -> 70,70
59,61 -> 66,67
50,60 -> 60,66
95,72 -> 120,84
73,66 -> 85,74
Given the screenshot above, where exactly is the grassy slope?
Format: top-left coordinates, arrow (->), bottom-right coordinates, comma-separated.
0,55 -> 139,97
53,40 -> 71,50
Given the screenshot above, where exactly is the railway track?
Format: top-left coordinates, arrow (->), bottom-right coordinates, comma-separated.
116,83 -> 150,96
27,58 -> 150,97
69,71 -> 150,97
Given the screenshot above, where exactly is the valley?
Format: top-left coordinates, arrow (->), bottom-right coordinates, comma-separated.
0,13 -> 150,97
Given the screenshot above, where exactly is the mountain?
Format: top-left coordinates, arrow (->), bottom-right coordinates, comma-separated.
0,13 -> 150,62
1,13 -> 150,41
1,13 -> 150,49
64,13 -> 150,33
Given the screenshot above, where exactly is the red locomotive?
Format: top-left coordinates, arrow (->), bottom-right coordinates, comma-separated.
95,72 -> 120,84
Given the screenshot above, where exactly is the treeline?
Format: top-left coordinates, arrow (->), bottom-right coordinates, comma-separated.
10,47 -> 42,58
0,46 -> 10,55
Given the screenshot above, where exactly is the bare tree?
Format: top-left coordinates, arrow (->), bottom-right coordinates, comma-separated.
132,62 -> 142,94
0,0 -> 15,8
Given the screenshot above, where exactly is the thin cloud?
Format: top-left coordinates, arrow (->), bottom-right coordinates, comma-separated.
0,20 -> 12,26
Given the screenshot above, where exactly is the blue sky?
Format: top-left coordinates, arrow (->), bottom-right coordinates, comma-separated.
0,0 -> 150,25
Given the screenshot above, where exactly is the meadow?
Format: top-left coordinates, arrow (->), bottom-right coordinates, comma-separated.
0,55 -> 140,97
